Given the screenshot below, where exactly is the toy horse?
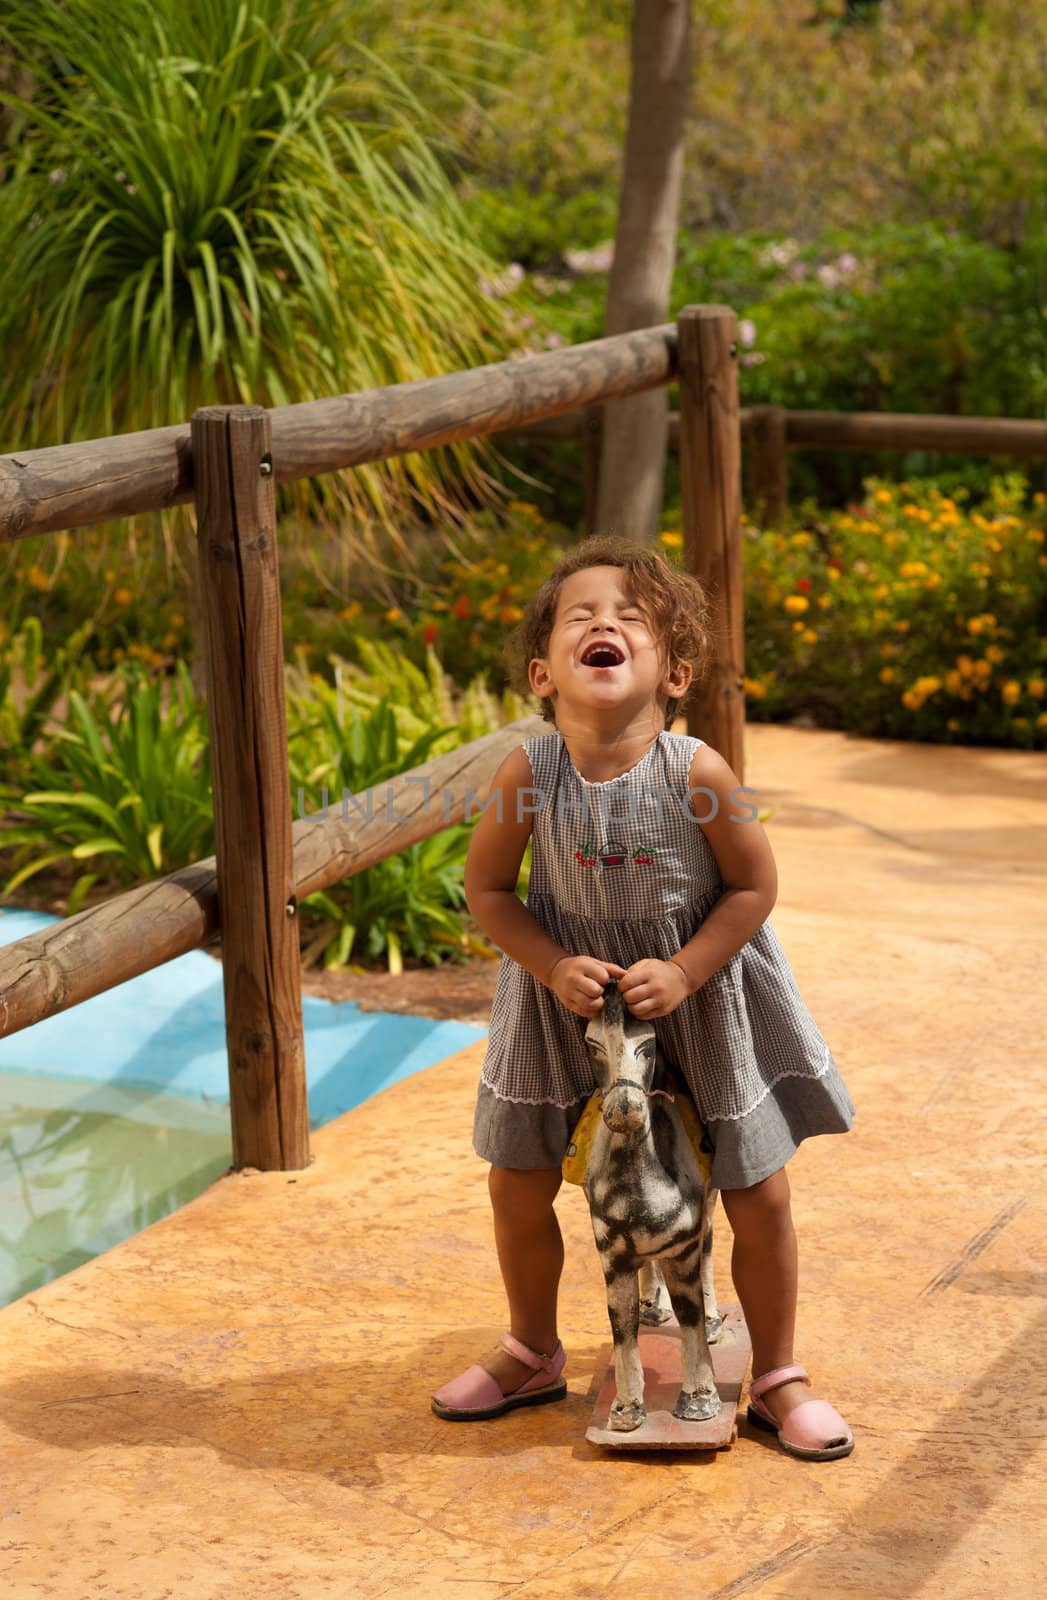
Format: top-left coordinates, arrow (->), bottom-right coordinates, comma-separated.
580,980 -> 722,1432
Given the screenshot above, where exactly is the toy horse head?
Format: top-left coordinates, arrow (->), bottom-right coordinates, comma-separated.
584,979 -> 658,1137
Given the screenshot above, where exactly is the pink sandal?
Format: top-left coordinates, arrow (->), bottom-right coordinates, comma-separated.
431,1333 -> 567,1421
747,1364 -> 854,1461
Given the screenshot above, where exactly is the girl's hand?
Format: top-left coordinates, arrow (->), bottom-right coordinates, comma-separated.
547,955 -> 627,1018
618,958 -> 691,1019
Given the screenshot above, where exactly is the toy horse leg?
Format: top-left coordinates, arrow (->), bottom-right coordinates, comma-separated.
602,1258 -> 646,1432
638,1258 -> 674,1325
701,1189 -> 723,1342
659,1251 -> 721,1422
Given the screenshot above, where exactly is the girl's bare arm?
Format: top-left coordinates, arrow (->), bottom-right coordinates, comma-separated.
464,745 -> 571,986
668,744 -> 779,993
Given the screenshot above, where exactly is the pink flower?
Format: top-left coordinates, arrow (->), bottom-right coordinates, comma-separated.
739,319 -> 757,347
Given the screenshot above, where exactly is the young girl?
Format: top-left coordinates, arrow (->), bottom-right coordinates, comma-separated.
431,534 -> 856,1460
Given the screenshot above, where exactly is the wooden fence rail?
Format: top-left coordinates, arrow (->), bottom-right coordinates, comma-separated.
0,716 -> 546,1042
507,404 -> 1047,529
0,324 -> 678,544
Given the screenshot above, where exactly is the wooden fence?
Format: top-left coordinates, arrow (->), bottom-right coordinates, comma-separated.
510,404 -> 1047,530
0,305 -> 746,1173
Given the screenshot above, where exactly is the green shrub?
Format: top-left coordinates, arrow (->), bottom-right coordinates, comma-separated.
728,472 -> 1047,748
1,662 -> 214,910
286,660 -> 522,971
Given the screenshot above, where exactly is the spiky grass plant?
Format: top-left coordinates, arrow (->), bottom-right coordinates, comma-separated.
0,0 -> 518,576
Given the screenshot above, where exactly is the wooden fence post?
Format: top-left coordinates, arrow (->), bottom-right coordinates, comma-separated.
748,403 -> 789,527
190,405 -> 310,1172
676,306 -> 746,783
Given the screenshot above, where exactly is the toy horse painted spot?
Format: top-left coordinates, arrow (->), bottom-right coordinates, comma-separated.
574,980 -> 751,1449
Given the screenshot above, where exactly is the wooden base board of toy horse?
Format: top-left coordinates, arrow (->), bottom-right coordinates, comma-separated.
586,1305 -> 751,1451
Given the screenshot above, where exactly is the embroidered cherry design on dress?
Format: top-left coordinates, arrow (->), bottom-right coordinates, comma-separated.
574,840 -> 598,867
632,842 -> 658,866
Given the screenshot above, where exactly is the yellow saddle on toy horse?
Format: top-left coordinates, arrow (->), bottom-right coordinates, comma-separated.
562,1072 -> 714,1187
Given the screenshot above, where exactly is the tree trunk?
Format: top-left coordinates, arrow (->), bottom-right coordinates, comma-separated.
595,0 -> 691,543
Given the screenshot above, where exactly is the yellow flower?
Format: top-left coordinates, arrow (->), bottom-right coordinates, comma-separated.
743,677 -> 767,699
827,568 -> 841,582
914,676 -> 942,695
956,655 -> 974,677
899,561 -> 928,578
874,489 -> 893,504
113,588 -> 134,605
860,521 -> 879,535
1013,718 -> 1029,731
801,628 -> 818,645
26,564 -> 51,591
901,690 -> 924,710
966,617 -> 984,635
816,594 -> 832,610
104,569 -> 116,581
872,608 -> 889,626
784,595 -> 809,614
1026,529 -> 1045,544
946,718 -> 961,731
1037,711 -> 1047,729
1001,680 -> 1022,705
893,620 -> 910,633
873,584 -> 890,600
972,659 -> 992,678
944,670 -> 962,694
500,605 -> 523,624
879,666 -> 897,683
1028,679 -> 1045,698
901,503 -> 921,518
340,601 -> 362,621
385,608 -> 402,623
985,644 -> 1005,664
659,531 -> 683,549
792,620 -> 806,633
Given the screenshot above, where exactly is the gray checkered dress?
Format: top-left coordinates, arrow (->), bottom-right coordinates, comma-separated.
472,730 -> 855,1190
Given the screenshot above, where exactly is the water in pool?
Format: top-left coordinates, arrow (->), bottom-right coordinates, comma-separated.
0,907 -> 485,1309
0,1071 -> 232,1307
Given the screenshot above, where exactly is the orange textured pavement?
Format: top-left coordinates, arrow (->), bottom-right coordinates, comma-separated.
1,724 -> 1045,1599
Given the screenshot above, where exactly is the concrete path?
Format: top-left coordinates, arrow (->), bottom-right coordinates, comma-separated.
1,725 -> 1045,1599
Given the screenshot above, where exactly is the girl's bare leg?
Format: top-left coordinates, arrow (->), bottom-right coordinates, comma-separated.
719,1166 -> 828,1424
478,1164 -> 565,1393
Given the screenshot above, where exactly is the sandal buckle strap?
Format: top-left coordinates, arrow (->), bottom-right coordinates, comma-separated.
749,1363 -> 812,1401
499,1332 -> 560,1374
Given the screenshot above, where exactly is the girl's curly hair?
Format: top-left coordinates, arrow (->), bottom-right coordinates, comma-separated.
505,534 -> 715,731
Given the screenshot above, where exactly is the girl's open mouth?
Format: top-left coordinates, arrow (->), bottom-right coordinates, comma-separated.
580,641 -> 626,671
